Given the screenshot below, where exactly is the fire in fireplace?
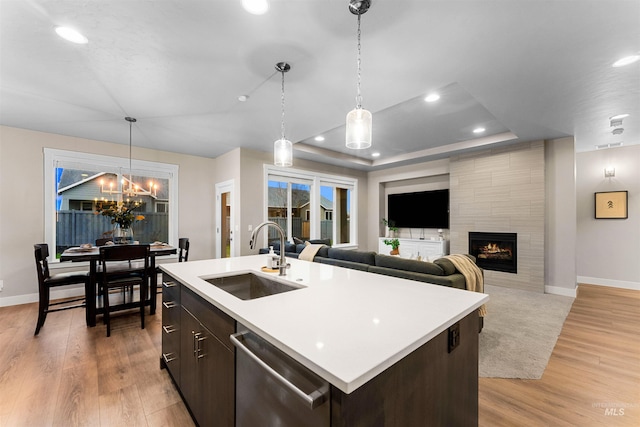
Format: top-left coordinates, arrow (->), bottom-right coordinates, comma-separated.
468,232 -> 517,274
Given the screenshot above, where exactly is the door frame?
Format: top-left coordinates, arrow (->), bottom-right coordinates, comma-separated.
215,180 -> 235,258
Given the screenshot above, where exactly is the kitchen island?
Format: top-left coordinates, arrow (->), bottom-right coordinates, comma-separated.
160,255 -> 488,427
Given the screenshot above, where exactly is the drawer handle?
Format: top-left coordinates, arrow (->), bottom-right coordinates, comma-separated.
163,325 -> 177,334
231,331 -> 328,410
162,301 -> 177,309
195,332 -> 207,360
163,281 -> 177,288
162,352 -> 177,363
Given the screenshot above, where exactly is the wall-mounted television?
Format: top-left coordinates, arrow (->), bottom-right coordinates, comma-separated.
387,189 -> 449,229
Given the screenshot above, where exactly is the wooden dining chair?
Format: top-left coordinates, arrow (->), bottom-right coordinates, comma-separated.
98,244 -> 150,337
33,243 -> 90,335
155,237 -> 189,294
178,237 -> 190,262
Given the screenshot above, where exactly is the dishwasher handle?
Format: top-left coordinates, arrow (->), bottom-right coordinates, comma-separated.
230,331 -> 328,410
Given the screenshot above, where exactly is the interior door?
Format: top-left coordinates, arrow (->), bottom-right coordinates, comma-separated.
215,180 -> 235,258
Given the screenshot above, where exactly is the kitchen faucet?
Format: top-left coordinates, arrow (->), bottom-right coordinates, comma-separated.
249,221 -> 289,276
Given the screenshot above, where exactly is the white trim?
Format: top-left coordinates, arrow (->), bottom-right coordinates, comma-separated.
215,180 -> 236,258
577,276 -> 640,291
545,285 -> 577,298
0,286 -> 85,308
263,165 -> 358,246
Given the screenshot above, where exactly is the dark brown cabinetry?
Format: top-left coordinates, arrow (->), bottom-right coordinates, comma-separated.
161,274 -> 235,427
179,286 -> 235,427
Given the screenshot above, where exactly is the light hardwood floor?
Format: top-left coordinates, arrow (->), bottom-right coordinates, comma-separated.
0,284 -> 637,426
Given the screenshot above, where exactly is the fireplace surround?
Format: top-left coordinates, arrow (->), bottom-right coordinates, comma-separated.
469,232 -> 517,274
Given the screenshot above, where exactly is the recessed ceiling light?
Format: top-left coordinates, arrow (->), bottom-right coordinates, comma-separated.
424,93 -> 440,103
473,127 -> 486,134
314,136 -> 325,142
612,55 -> 640,67
242,0 -> 269,15
238,95 -> 249,102
372,152 -> 381,157
55,26 -> 88,44
610,113 -> 629,120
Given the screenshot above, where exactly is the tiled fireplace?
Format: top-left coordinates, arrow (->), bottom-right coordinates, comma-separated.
468,232 -> 517,274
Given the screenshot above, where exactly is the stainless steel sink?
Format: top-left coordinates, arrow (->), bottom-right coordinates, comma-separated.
204,273 -> 301,300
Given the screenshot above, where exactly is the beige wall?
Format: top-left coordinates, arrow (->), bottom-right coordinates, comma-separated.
545,137 -> 577,295
0,125 -> 216,303
450,141 -> 546,292
576,144 -> 640,289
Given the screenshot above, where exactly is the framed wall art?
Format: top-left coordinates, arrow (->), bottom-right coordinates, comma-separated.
594,190 -> 628,219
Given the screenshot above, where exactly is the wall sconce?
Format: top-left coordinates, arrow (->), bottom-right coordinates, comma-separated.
604,167 -> 615,178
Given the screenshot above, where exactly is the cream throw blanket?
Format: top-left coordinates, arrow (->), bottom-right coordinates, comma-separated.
444,254 -> 487,317
298,243 -> 325,261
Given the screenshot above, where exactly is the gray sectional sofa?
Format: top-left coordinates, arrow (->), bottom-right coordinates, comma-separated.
260,243 -> 474,290
260,243 -> 484,331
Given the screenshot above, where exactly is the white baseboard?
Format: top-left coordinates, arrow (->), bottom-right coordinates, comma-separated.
0,286 -> 85,308
577,276 -> 640,291
545,285 -> 577,298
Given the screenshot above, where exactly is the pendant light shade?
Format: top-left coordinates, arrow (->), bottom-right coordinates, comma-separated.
346,107 -> 372,149
274,138 -> 292,167
273,62 -> 293,167
346,0 -> 372,150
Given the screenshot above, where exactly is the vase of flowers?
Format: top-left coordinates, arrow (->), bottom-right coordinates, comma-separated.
96,201 -> 145,244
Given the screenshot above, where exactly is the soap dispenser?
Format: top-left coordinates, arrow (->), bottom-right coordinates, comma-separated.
267,246 -> 275,269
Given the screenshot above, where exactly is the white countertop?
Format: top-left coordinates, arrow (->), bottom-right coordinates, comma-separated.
161,255 -> 488,394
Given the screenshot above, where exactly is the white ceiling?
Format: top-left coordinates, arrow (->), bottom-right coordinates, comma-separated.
1,0 -> 639,171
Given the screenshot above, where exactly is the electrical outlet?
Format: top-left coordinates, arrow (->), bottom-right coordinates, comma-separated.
448,322 -> 460,353
0,280 -> 3,292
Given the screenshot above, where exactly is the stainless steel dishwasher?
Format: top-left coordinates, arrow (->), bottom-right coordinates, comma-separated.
231,326 -> 330,427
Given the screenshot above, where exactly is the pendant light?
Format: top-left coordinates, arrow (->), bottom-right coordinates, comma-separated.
274,62 -> 293,167
345,0 -> 372,149
98,117 -> 157,198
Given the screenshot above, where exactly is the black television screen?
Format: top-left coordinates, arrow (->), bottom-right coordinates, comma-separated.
387,189 -> 449,229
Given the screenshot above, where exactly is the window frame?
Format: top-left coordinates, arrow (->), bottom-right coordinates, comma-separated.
44,148 -> 179,264
264,165 -> 357,248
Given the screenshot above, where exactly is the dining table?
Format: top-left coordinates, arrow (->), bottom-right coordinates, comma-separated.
60,243 -> 177,327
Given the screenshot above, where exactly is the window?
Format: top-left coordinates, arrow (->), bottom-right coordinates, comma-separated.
156,202 -> 169,213
44,149 -> 179,259
265,166 -> 357,247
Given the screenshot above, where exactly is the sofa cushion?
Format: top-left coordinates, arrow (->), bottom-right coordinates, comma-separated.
434,254 -> 478,275
269,242 -> 297,254
374,254 -> 445,276
433,258 -> 456,275
368,266 -> 466,289
315,257 -> 371,271
328,248 -> 376,266
308,238 -> 331,246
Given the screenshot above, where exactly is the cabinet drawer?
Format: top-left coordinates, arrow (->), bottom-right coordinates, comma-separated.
181,286 -> 235,351
162,273 -> 181,303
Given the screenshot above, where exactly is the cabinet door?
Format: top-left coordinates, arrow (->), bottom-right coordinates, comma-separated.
161,276 -> 180,383
180,307 -> 234,427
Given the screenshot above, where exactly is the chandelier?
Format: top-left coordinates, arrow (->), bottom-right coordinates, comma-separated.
99,117 -> 158,198
345,0 -> 372,149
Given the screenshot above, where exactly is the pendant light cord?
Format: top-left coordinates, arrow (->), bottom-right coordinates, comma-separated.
129,119 -> 133,180
280,70 -> 286,140
356,12 -> 363,109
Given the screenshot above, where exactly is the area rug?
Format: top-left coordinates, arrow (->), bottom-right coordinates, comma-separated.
479,284 -> 575,379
